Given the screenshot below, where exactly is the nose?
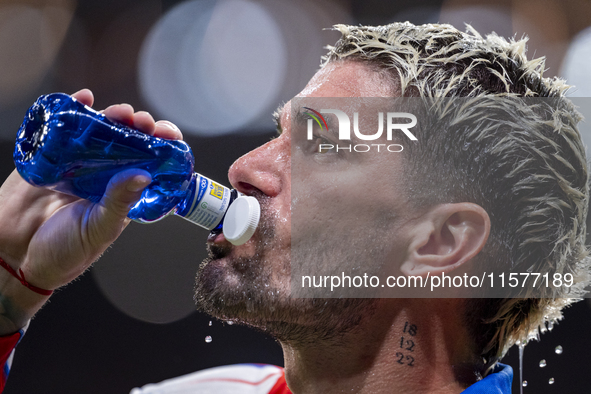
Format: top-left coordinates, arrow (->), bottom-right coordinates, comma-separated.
228,133 -> 289,197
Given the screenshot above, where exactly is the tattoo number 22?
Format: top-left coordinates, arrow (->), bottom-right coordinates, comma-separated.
396,352 -> 415,366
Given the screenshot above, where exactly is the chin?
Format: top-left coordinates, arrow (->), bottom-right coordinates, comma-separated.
194,247 -> 378,344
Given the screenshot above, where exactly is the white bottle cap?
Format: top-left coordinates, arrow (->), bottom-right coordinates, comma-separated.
223,196 -> 260,245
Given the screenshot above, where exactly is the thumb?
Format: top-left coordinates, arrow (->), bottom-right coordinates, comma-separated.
79,169 -> 151,259
100,169 -> 152,221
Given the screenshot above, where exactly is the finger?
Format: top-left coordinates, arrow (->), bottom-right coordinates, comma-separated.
85,169 -> 151,253
132,111 -> 156,136
71,89 -> 94,107
98,169 -> 152,221
103,103 -> 134,126
154,120 -> 183,141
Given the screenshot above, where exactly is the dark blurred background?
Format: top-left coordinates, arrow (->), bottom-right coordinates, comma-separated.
0,0 -> 590,392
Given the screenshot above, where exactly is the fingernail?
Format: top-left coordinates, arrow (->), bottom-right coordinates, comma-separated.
127,175 -> 151,192
159,120 -> 180,132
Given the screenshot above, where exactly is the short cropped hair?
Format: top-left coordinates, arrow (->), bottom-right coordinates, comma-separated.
323,22 -> 590,367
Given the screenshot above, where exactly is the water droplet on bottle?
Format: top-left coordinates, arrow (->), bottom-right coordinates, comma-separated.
548,378 -> 555,384
205,335 -> 212,343
539,359 -> 547,367
208,321 -> 212,326
555,345 -> 563,354
522,381 -> 528,387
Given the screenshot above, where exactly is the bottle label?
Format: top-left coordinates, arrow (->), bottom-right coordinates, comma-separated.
183,174 -> 231,230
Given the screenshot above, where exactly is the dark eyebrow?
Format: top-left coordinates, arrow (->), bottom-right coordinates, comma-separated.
293,106 -> 339,138
273,104 -> 284,136
274,103 -> 347,140
293,109 -> 309,126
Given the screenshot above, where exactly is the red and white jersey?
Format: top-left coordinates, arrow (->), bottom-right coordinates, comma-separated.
0,324 -> 26,393
0,326 -> 511,394
0,326 -> 291,394
130,364 -> 291,394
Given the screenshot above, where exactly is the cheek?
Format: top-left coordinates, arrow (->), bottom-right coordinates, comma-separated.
290,150 -> 409,254
292,173 -> 401,247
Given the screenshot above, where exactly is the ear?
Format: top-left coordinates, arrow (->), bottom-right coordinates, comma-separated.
400,203 -> 490,276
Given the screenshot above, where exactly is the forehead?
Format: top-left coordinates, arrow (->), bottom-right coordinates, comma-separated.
300,60 -> 397,98
278,61 -> 398,126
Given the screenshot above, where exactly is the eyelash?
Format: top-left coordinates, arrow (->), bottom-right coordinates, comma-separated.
309,134 -> 334,154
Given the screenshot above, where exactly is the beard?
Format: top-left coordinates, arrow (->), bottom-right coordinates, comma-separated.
194,196 -> 378,346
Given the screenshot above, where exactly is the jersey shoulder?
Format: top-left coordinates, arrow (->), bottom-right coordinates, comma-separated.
130,364 -> 290,394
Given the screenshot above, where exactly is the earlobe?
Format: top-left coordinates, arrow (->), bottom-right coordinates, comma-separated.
400,203 -> 490,276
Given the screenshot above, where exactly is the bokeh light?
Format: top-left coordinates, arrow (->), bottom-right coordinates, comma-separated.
93,217 -> 209,324
439,4 -> 513,38
562,29 -> 591,151
139,0 -> 286,136
0,1 -> 74,113
562,26 -> 591,98
138,0 -> 348,137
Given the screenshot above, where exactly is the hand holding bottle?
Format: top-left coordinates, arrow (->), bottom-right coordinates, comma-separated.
14,92 -> 260,241
0,89 -> 180,334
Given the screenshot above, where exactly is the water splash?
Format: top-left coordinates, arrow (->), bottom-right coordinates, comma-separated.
540,326 -> 548,334
519,341 -> 525,394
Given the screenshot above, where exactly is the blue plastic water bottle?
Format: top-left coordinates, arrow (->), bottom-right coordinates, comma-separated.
13,93 -> 259,245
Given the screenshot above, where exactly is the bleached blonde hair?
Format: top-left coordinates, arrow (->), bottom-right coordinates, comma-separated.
323,22 -> 590,367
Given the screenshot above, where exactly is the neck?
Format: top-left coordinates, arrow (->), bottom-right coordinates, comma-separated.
279,299 -> 483,394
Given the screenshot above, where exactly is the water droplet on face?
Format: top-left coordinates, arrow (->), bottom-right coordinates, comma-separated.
205,335 -> 212,343
539,359 -> 547,367
522,381 -> 528,387
548,378 -> 555,384
555,345 -> 563,354
209,321 -> 212,326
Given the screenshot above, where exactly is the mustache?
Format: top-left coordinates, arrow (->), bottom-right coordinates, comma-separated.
207,243 -> 231,259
